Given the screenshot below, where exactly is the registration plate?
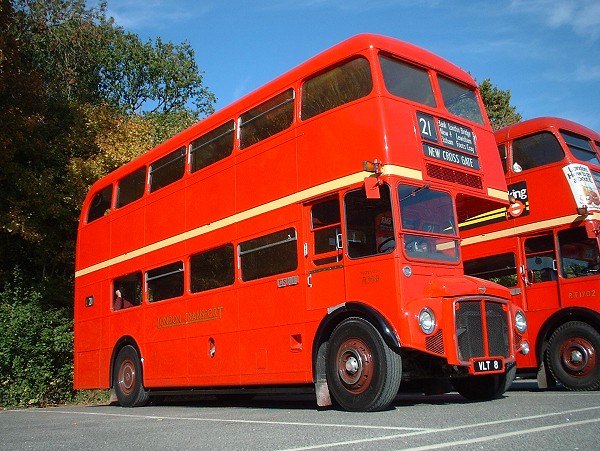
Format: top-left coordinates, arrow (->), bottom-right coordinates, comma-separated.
473,358 -> 503,373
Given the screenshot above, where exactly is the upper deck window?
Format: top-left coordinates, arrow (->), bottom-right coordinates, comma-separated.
87,185 -> 112,223
497,144 -> 508,174
190,120 -> 235,172
239,89 -> 294,149
116,167 -> 146,208
379,55 -> 436,107
561,131 -> 600,166
149,146 -> 186,192
301,57 -> 372,120
512,132 -> 564,172
438,76 -> 484,125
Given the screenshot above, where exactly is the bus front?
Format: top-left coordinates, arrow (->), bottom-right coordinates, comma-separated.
363,40 -> 529,398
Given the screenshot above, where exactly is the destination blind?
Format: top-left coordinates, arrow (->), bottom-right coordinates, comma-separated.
417,112 -> 479,170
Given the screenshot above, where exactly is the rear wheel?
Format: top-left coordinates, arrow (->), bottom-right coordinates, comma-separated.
326,317 -> 401,412
547,321 -> 600,390
451,363 -> 515,401
113,345 -> 149,407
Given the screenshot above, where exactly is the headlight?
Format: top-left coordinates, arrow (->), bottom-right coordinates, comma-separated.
418,308 -> 436,335
515,310 -> 527,333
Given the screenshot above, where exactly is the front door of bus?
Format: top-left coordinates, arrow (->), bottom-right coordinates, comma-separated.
520,233 -> 560,312
304,196 -> 346,312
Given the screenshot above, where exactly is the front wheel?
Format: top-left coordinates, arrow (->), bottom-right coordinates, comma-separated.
326,317 -> 401,412
451,363 -> 515,401
547,321 -> 600,390
113,345 -> 149,407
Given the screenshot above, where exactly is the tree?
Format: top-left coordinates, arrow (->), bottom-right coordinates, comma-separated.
0,0 -> 215,309
479,78 -> 522,130
99,31 -> 216,118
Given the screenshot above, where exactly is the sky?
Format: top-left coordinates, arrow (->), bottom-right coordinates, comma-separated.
101,0 -> 600,132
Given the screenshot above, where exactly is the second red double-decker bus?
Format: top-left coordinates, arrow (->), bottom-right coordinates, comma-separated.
74,34 -> 528,411
462,117 -> 600,391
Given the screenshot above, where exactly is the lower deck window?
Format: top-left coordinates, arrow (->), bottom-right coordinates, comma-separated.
190,245 -> 235,292
464,253 -> 518,288
239,228 -> 297,281
113,272 -> 143,310
559,227 -> 600,279
147,261 -> 184,302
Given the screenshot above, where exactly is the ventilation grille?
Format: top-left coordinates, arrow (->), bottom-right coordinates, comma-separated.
426,163 -> 483,189
425,329 -> 444,355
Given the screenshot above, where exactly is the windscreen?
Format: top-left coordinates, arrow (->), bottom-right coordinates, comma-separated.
399,184 -> 459,262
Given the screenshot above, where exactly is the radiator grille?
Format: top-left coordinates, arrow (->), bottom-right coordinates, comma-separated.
455,300 -> 509,361
426,163 -> 483,189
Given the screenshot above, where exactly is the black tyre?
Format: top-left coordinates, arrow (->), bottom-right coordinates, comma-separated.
113,345 -> 149,407
547,321 -> 600,390
326,317 -> 401,412
451,363 -> 516,401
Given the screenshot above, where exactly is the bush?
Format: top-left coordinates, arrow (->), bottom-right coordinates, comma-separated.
0,270 -> 74,408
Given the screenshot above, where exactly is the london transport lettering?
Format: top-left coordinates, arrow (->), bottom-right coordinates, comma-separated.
157,306 -> 223,329
416,112 -> 479,170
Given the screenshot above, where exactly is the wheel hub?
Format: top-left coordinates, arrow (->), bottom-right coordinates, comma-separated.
570,350 -> 583,364
118,360 -> 135,395
345,356 -> 360,374
560,337 -> 596,377
336,338 -> 373,394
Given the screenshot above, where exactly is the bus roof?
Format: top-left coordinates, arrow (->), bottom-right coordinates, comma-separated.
495,117 -> 600,144
91,34 -> 478,187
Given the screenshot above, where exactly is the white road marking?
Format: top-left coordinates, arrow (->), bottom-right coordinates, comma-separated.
402,417 -> 600,451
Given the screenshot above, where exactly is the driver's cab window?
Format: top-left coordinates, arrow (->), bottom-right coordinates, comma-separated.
399,184 -> 459,262
524,235 -> 557,282
558,227 -> 600,278
345,184 -> 394,258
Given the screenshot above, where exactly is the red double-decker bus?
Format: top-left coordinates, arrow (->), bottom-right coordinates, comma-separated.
74,34 -> 528,411
462,117 -> 600,391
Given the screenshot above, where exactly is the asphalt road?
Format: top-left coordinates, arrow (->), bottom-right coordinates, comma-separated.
1,380 -> 599,450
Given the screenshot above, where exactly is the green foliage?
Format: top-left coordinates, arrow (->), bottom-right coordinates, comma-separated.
479,78 -> 522,130
0,0 -> 216,406
11,0 -> 110,104
0,269 -> 74,408
0,0 -> 215,309
99,31 -> 216,117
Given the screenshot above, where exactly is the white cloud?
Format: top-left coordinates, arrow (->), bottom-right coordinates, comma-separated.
574,63 -> 600,82
510,0 -> 600,41
100,0 -> 212,30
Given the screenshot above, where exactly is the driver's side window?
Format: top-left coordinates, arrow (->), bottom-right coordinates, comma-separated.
345,184 -> 394,258
558,227 -> 599,279
524,235 -> 557,283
